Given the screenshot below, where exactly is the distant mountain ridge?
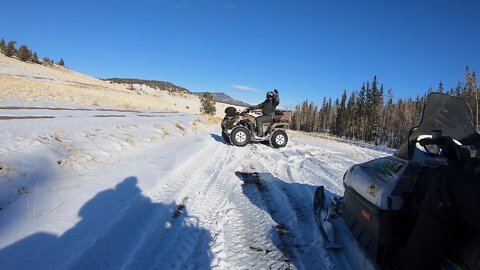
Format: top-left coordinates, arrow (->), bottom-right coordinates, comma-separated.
193,92 -> 251,107
103,78 -> 190,94
102,77 -> 250,107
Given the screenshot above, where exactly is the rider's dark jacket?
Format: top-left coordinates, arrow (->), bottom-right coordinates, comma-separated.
251,92 -> 280,116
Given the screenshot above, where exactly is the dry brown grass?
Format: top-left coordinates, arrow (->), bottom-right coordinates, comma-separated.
199,114 -> 222,125
0,54 -> 246,117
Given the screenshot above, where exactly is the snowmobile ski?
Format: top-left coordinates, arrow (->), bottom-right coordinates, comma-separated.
314,186 -> 341,249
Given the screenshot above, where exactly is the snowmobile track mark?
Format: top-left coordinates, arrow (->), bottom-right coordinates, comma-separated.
228,171 -> 294,269
237,172 -> 305,268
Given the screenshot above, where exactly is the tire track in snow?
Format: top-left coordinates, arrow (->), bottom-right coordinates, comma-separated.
171,144 -> 296,270
124,142 -> 243,270
174,144 -> 294,269
227,170 -> 294,270
278,149 -> 362,270
65,139 -> 232,269
237,144 -> 358,270
62,132 -> 385,270
250,157 -> 335,270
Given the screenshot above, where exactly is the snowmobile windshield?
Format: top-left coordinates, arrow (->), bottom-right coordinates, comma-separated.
396,93 -> 480,160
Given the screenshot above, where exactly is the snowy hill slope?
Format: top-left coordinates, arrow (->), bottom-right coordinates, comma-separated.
0,54 -> 242,117
0,105 -> 391,269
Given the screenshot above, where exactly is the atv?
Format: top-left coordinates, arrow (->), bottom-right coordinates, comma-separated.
314,93 -> 480,269
221,106 -> 292,148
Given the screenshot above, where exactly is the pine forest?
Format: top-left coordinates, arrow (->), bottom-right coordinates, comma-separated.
291,67 -> 479,148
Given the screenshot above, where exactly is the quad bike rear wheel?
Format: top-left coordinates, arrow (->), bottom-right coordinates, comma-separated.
270,130 -> 288,148
230,126 -> 250,147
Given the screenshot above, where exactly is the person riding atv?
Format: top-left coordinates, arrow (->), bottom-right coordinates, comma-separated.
249,89 -> 280,137
221,89 -> 291,148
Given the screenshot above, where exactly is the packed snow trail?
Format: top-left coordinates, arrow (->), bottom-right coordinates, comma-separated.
0,108 -> 390,269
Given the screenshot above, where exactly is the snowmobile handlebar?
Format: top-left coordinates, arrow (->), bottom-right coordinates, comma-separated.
418,136 -> 472,166
418,137 -> 444,147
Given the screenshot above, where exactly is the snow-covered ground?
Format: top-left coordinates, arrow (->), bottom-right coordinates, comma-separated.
0,104 -> 392,270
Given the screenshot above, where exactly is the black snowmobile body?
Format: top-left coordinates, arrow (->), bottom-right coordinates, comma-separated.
221,106 -> 292,148
314,93 -> 480,269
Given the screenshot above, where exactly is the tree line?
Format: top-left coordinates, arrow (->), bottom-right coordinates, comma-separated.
291,67 -> 479,148
0,37 -> 65,67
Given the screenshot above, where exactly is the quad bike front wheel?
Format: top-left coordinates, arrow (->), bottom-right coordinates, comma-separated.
230,126 -> 251,147
270,130 -> 288,148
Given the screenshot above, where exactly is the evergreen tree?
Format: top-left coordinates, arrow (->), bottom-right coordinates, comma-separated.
384,89 -> 395,146
43,57 -> 51,65
5,40 -> 17,57
0,38 -> 6,54
335,90 -> 348,137
293,104 -> 301,130
448,88 -> 455,96
31,52 -> 39,63
464,66 -> 476,123
466,70 -> 479,130
57,58 -> 65,67
319,97 -> 327,132
365,81 -> 375,141
200,92 -> 216,115
456,82 -> 463,97
438,81 -> 444,93
358,83 -> 367,141
16,45 -> 32,62
374,82 -> 384,145
345,91 -> 356,139
307,102 -> 314,131
325,98 -> 332,132
329,98 -> 339,133
300,100 -> 309,131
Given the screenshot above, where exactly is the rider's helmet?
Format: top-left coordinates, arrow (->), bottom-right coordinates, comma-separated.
266,91 -> 274,99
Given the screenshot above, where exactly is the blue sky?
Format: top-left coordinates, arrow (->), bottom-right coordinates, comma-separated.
2,0 -> 479,107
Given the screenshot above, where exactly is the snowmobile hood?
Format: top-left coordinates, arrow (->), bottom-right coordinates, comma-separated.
396,93 -> 480,160
344,155 -> 408,210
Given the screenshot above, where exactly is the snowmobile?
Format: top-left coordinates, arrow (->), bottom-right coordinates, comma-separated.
221,106 -> 292,148
314,93 -> 480,269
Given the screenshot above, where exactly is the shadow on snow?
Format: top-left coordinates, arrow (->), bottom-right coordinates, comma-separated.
0,177 -> 213,270
210,133 -> 228,144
